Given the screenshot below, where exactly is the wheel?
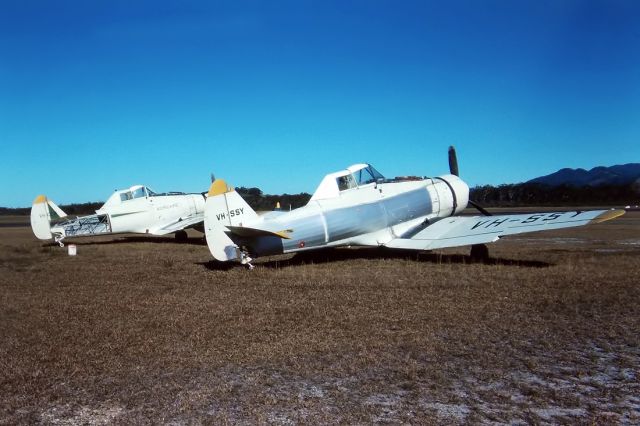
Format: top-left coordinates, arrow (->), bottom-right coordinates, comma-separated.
470,244 -> 489,262
174,230 -> 188,243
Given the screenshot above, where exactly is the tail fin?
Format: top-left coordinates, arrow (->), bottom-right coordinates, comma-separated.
30,195 -> 67,240
204,179 -> 259,261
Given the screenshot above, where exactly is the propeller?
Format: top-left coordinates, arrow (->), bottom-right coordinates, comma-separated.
448,146 -> 459,177
448,145 -> 492,216
469,200 -> 492,216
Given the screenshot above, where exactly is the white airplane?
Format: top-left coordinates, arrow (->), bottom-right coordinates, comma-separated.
31,185 -> 206,246
202,147 -> 625,268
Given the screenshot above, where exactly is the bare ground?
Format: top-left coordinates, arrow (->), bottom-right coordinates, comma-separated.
1,211 -> 639,424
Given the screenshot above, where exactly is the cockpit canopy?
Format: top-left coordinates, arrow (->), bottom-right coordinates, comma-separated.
100,185 -> 156,210
310,164 -> 385,201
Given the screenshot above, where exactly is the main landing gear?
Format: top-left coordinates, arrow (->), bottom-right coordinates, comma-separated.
240,252 -> 255,270
174,230 -> 188,243
470,244 -> 489,262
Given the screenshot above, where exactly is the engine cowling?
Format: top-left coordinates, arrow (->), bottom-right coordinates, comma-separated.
429,174 -> 469,217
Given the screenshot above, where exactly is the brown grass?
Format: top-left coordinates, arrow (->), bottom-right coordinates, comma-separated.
1,211 -> 639,424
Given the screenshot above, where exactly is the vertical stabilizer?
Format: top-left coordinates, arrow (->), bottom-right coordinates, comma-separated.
30,195 -> 67,240
206,179 -> 259,226
204,179 -> 258,261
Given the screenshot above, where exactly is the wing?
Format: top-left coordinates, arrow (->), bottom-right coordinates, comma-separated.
385,209 -> 625,250
151,213 -> 204,235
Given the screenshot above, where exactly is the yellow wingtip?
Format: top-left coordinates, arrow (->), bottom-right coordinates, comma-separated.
590,209 -> 626,224
33,195 -> 47,204
207,179 -> 234,197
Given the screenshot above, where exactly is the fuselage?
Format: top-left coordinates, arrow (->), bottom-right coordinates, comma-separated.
232,174 -> 469,257
50,186 -> 205,238
96,193 -> 205,234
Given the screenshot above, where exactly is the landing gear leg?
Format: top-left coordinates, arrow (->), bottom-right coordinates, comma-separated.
239,251 -> 255,270
54,235 -> 65,247
174,230 -> 188,243
470,244 -> 489,262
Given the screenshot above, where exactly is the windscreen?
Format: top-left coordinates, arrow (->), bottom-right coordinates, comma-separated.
131,187 -> 146,199
354,165 -> 384,185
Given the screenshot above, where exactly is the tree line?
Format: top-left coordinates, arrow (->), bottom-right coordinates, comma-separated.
235,187 -> 311,211
469,182 -> 638,207
0,191 -> 311,216
2,181 -> 637,216
238,182 -> 638,210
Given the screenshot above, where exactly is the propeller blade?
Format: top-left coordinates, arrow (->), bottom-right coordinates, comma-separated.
469,200 -> 492,216
447,145 -> 490,216
448,146 -> 459,177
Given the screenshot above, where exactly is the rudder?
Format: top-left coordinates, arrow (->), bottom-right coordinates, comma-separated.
30,195 -> 67,240
206,179 -> 258,226
204,179 -> 258,262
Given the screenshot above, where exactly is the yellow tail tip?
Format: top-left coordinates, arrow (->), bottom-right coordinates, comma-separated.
33,195 -> 47,204
207,179 -> 233,197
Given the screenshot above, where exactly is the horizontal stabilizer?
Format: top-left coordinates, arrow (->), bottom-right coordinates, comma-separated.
226,225 -> 291,239
47,199 -> 67,220
386,209 -> 625,251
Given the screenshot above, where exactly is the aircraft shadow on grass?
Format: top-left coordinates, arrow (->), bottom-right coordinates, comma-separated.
200,247 -> 551,270
40,238 -> 549,269
265,248 -> 550,268
42,235 -> 206,247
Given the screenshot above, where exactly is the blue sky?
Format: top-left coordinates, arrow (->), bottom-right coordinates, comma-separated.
1,1 -> 639,207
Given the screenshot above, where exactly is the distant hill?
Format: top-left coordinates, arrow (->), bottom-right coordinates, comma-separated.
527,163 -> 640,187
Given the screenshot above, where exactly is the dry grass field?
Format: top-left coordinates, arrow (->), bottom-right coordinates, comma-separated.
1,210 -> 639,424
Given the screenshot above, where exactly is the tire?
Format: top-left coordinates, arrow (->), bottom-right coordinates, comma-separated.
175,230 -> 188,243
470,244 -> 489,262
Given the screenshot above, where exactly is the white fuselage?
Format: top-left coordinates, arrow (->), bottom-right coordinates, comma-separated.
94,194 -> 204,234
231,175 -> 469,257
50,187 -> 206,239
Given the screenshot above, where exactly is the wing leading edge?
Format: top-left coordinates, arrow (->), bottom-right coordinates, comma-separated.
385,209 -> 625,251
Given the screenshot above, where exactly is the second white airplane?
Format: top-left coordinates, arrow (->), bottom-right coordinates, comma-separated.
31,185 -> 206,246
